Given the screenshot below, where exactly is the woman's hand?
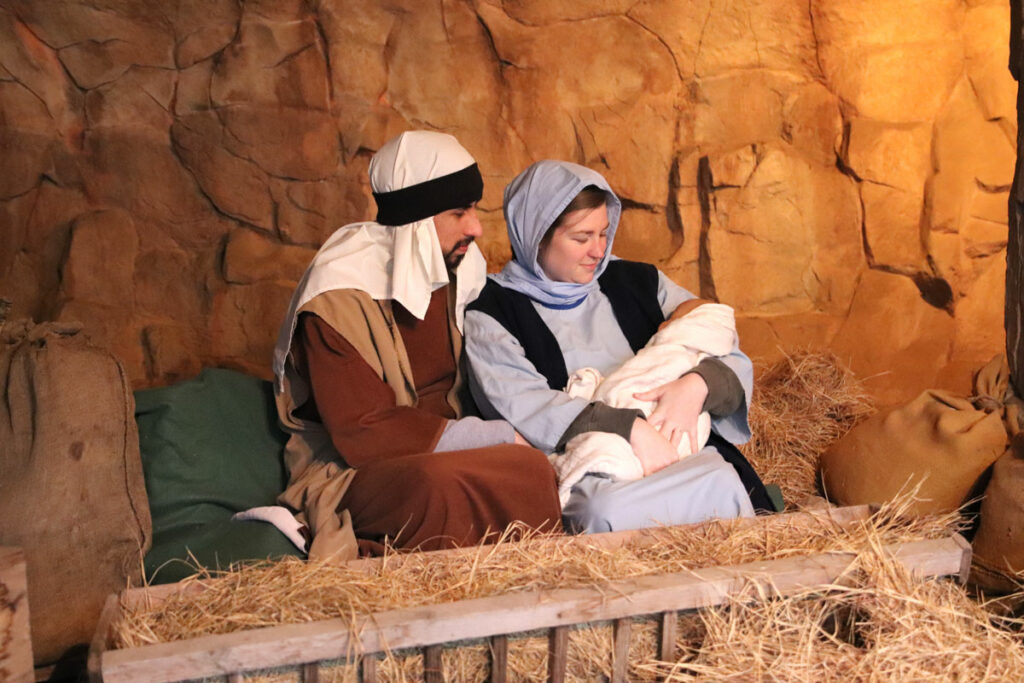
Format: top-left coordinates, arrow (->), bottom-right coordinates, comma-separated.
629,417 -> 679,476
633,373 -> 708,454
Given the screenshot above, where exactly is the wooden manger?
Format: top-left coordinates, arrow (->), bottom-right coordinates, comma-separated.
88,506 -> 970,683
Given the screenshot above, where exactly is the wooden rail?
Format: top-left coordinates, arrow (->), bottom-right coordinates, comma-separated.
89,507 -> 970,683
105,504 -> 875,611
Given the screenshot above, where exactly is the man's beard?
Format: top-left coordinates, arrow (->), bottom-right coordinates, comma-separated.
444,237 -> 475,270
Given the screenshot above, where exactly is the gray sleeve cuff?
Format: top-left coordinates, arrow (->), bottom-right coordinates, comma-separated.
434,417 -> 516,452
686,357 -> 745,417
555,402 -> 643,452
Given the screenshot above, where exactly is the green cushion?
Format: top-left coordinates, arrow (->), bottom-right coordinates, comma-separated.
144,519 -> 300,584
136,368 -> 302,583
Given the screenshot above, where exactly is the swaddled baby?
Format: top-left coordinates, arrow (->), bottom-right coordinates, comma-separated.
550,302 -> 738,507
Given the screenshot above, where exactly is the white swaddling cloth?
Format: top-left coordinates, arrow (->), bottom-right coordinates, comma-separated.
550,303 -> 738,507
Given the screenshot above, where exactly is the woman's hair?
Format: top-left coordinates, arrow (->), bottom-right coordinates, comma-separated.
538,185 -> 607,250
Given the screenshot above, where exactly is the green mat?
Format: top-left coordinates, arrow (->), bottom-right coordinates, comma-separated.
135,368 -> 303,583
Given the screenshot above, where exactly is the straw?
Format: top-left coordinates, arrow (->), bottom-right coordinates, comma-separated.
640,548 -> 1024,682
111,353 -> 1000,682
113,495 -> 957,651
745,351 -> 876,507
182,505 -> 999,683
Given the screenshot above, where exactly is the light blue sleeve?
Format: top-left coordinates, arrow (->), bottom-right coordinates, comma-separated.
712,344 -> 753,445
434,416 -> 516,452
656,270 -> 696,318
463,309 -> 591,453
656,269 -> 753,445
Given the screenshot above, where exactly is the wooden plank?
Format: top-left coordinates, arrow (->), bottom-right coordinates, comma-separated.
955,533 -> 973,585
98,534 -> 966,683
87,594 -> 120,683
118,579 -> 209,611
423,645 -> 443,683
360,653 -> 378,683
0,547 -> 33,683
547,626 -> 568,683
488,634 -> 507,683
1010,0 -> 1024,395
658,611 -> 677,663
611,618 -> 631,682
302,661 -> 320,682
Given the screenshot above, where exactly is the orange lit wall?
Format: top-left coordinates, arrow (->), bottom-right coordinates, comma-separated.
0,0 -> 1014,403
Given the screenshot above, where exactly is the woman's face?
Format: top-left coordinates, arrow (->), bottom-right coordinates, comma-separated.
537,203 -> 609,284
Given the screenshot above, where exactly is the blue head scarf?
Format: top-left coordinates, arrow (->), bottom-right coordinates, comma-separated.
492,160 -> 622,307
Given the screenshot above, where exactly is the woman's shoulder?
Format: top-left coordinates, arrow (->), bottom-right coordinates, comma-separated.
598,259 -> 661,297
466,277 -> 540,331
600,258 -> 660,282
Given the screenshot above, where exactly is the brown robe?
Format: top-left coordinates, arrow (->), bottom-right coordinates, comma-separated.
292,287 -> 560,556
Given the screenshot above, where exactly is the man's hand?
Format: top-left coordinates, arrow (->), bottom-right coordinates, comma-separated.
633,373 -> 708,454
629,417 -> 679,476
513,430 -> 530,447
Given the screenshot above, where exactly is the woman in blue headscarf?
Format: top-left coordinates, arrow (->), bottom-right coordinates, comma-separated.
464,160 -> 772,533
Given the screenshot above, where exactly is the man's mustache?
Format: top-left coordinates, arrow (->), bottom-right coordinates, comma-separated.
448,237 -> 475,253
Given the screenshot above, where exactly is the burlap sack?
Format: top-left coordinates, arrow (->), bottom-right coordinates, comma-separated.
819,356 -> 1013,515
0,320 -> 151,664
971,432 -> 1024,594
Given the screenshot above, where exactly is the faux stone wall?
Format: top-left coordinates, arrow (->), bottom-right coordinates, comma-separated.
0,0 -> 1015,403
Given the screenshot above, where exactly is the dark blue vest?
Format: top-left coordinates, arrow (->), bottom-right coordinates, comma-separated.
467,260 -> 664,390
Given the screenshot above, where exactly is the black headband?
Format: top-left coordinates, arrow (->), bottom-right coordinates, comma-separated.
373,163 -> 484,226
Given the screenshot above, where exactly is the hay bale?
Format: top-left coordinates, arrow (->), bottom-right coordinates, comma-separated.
640,549 -> 1024,681
113,500 -> 955,650
746,352 -> 876,507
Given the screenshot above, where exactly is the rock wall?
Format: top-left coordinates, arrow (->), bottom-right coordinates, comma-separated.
0,0 -> 1015,403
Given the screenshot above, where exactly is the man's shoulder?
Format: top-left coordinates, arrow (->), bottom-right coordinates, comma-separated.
303,287 -> 379,308
299,289 -> 389,332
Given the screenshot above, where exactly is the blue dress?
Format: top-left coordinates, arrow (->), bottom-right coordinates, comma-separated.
464,269 -> 756,533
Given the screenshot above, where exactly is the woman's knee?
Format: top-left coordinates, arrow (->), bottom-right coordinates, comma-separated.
562,476 -> 617,534
699,456 -> 755,518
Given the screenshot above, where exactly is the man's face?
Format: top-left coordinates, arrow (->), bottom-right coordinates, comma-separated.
433,203 -> 483,269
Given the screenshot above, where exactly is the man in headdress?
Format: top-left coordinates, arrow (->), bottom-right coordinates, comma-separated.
273,131 -> 561,559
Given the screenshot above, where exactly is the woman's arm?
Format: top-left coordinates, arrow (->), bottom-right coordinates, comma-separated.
465,310 -> 648,453
651,271 -> 755,445
466,309 -> 677,470
464,309 -> 598,452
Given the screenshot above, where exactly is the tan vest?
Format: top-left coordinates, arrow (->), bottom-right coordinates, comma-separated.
275,284 -> 466,560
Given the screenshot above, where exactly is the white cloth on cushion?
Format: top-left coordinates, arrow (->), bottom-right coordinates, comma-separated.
233,505 -> 310,552
551,303 -> 738,507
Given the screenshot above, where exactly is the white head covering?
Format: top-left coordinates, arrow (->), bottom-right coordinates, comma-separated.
272,131 -> 487,384
492,160 -> 622,308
